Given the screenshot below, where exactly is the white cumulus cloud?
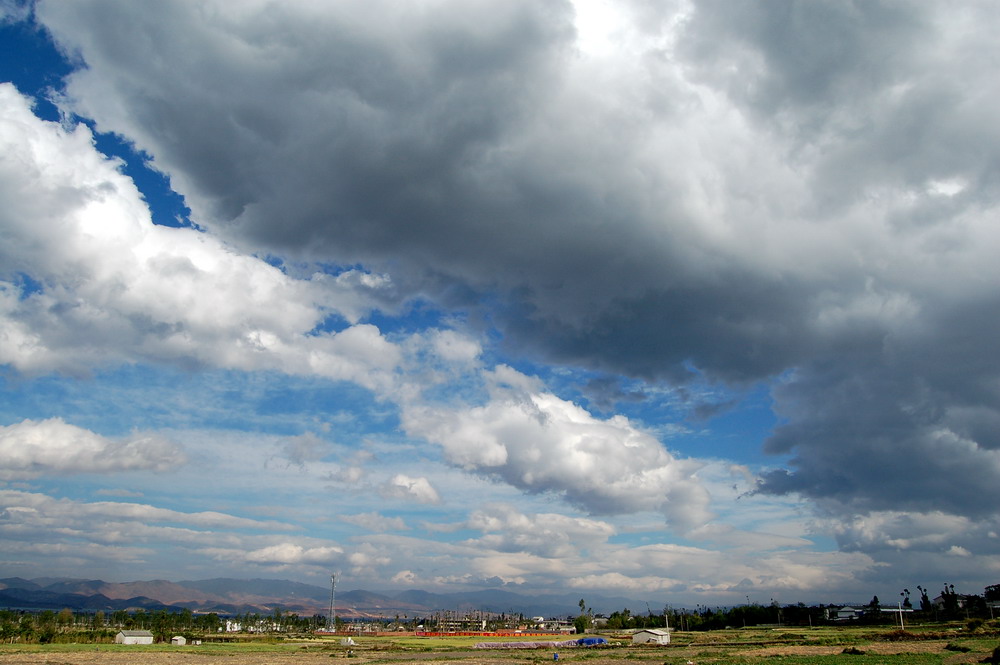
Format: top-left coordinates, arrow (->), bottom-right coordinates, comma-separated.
0,418 -> 182,479
0,83 -> 399,387
404,371 -> 712,529
381,474 -> 442,505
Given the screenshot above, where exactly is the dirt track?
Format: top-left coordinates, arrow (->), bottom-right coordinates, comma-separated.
0,640 -> 985,665
0,648 -> 647,665
0,647 -> 593,665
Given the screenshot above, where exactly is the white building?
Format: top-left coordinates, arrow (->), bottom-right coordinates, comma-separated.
829,607 -> 863,621
171,636 -> 187,645
632,629 -> 670,645
115,630 -> 154,645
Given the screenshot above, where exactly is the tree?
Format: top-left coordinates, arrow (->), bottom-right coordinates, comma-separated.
916,586 -> 932,612
36,611 -> 56,644
196,612 -> 220,633
941,584 -> 960,616
863,596 -> 882,623
0,610 -> 18,644
56,608 -> 74,631
18,615 -> 36,643
574,598 -> 592,634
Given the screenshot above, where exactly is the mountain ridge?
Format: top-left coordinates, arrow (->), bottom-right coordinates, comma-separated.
0,577 -> 640,618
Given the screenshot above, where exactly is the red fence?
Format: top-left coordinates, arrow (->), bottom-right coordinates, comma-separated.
415,631 -> 566,637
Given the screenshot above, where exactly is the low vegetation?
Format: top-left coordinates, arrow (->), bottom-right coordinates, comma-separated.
1,624 -> 999,665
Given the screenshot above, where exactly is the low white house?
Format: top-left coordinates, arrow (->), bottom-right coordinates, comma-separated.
115,630 -> 154,645
171,635 -> 187,645
829,607 -> 863,621
632,629 -> 670,645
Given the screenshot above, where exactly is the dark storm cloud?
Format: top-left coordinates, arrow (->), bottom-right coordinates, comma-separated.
581,375 -> 647,413
39,0 -> 731,367
679,1 -> 927,117
43,0 -> 576,254
33,0 -> 1000,535
679,0 -> 1000,209
760,297 -> 1000,516
496,273 -> 817,383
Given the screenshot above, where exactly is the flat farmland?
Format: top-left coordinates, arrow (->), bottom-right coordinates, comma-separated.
0,627 -> 996,665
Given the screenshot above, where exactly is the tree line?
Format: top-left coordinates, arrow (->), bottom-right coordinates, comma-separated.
576,584 -> 999,633
0,607 -> 328,644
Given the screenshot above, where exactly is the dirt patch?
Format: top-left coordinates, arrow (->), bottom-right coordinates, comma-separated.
0,650 -> 606,665
737,641 -> 955,657
0,649 -> 644,665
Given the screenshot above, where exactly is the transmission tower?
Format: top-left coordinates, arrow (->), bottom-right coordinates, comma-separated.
327,573 -> 337,632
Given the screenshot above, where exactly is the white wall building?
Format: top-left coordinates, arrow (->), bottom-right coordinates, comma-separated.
115,630 -> 154,645
632,629 -> 670,645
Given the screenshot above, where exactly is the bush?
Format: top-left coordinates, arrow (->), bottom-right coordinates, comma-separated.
968,619 -> 985,632
944,642 -> 972,652
842,646 -> 866,655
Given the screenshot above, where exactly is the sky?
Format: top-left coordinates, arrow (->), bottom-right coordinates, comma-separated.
1,0 -> 999,607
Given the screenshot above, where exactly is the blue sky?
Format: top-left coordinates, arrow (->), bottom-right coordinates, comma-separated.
2,0 -> 999,606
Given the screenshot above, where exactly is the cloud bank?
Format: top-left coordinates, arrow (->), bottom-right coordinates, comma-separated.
1,0 -> 999,600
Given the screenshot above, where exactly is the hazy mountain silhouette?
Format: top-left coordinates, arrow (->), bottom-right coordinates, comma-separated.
0,577 -> 639,618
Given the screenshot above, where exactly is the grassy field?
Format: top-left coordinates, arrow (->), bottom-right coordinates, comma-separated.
0,625 -> 996,665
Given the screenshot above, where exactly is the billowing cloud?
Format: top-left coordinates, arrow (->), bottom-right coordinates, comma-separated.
380,474 -> 442,505
1,0 -> 998,600
243,543 -> 343,566
30,0 -> 1000,540
0,83 -> 399,388
830,510 -> 977,554
0,418 -> 182,479
404,369 -> 711,529
465,504 -> 615,558
759,339 -> 1000,518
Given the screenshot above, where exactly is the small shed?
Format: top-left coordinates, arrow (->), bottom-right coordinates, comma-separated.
116,630 -> 154,645
632,629 -> 670,645
171,635 -> 187,645
831,606 -> 863,621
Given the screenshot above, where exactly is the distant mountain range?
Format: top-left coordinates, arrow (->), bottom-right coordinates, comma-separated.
0,577 -> 642,618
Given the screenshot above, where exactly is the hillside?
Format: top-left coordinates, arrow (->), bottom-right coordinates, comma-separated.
0,577 -> 635,619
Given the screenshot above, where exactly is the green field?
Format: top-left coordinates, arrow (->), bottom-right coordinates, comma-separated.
0,625 -> 997,665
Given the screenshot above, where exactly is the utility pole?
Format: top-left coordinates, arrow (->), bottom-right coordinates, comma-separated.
327,573 -> 337,632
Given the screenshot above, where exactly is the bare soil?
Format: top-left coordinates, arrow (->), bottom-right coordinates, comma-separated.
0,639 -> 989,665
